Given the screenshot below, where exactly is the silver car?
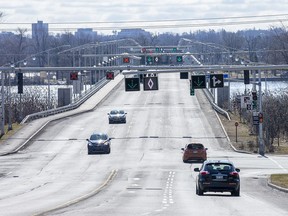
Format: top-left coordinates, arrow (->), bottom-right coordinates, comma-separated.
108,110 -> 127,124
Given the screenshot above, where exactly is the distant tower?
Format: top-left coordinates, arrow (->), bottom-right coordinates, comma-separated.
32,20 -> 49,40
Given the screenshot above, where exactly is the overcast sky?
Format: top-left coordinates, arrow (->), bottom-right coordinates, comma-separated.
0,0 -> 288,34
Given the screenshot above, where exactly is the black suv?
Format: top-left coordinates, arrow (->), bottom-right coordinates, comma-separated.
194,160 -> 240,196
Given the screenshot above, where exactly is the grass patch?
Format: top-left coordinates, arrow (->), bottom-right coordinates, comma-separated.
219,112 -> 258,152
270,174 -> 288,189
0,123 -> 23,143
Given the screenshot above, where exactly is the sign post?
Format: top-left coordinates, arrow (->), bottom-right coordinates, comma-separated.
235,122 -> 239,142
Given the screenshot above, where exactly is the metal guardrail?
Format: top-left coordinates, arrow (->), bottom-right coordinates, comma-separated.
20,71 -> 230,124
202,89 -> 231,120
20,77 -> 110,124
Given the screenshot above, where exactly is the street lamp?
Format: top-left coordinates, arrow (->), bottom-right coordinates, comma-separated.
0,71 -> 5,136
7,63 -> 14,130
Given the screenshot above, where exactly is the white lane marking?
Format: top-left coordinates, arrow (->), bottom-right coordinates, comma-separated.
267,156 -> 287,171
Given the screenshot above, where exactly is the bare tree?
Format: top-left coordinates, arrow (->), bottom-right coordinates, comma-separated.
269,23 -> 288,64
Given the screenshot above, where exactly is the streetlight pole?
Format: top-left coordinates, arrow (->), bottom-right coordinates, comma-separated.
47,50 -> 51,109
7,66 -> 13,131
0,71 -> 5,136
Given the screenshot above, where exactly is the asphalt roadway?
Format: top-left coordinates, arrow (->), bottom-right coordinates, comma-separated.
0,74 -> 124,156
0,72 -> 287,195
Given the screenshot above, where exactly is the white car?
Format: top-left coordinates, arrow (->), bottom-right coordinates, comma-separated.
108,110 -> 127,124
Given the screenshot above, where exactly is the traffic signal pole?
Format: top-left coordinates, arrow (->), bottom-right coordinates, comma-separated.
258,70 -> 265,156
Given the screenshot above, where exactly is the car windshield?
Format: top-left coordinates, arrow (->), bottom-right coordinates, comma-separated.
204,163 -> 233,173
90,134 -> 108,140
110,110 -> 118,114
119,110 -> 125,114
187,144 -> 204,150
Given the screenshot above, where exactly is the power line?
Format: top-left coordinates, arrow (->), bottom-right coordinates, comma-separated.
2,18 -> 288,31
1,13 -> 288,25
0,14 -> 287,32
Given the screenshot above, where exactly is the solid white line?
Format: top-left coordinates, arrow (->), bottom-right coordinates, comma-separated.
267,156 -> 287,171
33,169 -> 118,216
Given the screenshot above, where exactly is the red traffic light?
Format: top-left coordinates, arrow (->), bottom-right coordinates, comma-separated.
123,57 -> 130,63
252,91 -> 257,100
259,112 -> 264,123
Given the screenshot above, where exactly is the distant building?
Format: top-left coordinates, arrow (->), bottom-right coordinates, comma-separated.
117,28 -> 150,38
75,28 -> 97,40
32,21 -> 49,40
0,31 -> 15,38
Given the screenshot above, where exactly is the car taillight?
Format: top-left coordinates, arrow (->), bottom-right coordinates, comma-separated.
200,171 -> 209,176
229,171 -> 239,177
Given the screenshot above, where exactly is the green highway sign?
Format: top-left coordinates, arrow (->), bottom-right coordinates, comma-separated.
125,78 -> 140,91
191,75 -> 206,89
172,47 -> 177,52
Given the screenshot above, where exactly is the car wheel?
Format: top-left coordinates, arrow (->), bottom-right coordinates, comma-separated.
183,160 -> 188,163
88,150 -> 92,155
196,185 -> 199,195
231,187 -> 240,196
106,148 -> 111,154
198,185 -> 204,196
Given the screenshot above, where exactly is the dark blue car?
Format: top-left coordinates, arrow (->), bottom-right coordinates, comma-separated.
87,132 -> 111,154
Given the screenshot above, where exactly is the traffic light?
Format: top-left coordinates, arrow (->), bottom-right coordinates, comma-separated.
180,72 -> 188,79
252,91 -> 257,101
259,112 -> 263,123
252,100 -> 257,109
190,88 -> 195,96
190,80 -> 195,96
17,72 -> 23,94
244,70 -> 250,84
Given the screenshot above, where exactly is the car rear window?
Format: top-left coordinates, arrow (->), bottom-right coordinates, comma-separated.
204,163 -> 233,173
90,134 -> 108,140
187,143 -> 204,150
